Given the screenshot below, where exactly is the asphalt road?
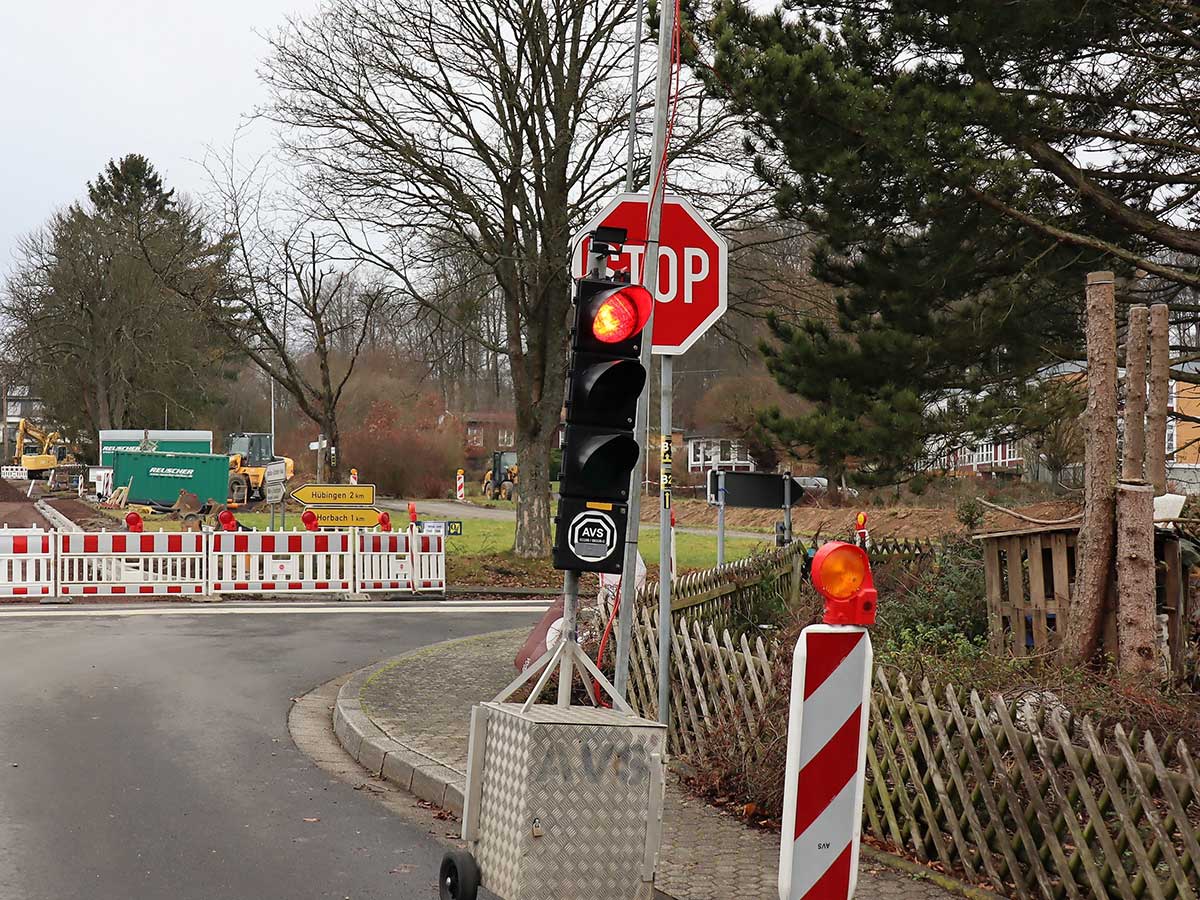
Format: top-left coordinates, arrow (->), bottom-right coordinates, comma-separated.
0,601 -> 544,900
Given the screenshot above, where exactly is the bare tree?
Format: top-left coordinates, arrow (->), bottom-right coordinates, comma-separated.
259,0 -> 768,556
139,150 -> 387,481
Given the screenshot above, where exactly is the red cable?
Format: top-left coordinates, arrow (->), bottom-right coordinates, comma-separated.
593,578 -> 622,708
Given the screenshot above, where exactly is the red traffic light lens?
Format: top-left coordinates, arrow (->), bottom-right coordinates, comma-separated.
301,509 -> 319,532
217,509 -> 238,532
125,511 -> 144,533
593,292 -> 639,343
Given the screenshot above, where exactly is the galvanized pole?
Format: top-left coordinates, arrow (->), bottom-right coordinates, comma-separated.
624,0 -> 646,193
717,470 -> 726,566
614,0 -> 674,706
316,435 -> 324,483
782,475 -> 792,547
657,356 -> 674,722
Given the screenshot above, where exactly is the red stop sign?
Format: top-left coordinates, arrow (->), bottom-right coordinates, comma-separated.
572,193 -> 728,355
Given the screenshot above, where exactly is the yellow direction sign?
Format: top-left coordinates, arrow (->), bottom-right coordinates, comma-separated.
291,483 -> 376,506
308,506 -> 382,528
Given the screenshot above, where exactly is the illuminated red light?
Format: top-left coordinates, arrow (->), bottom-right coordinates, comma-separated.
593,292 -> 639,343
301,509 -> 319,532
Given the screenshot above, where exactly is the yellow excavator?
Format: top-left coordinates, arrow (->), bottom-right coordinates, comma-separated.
12,419 -> 73,477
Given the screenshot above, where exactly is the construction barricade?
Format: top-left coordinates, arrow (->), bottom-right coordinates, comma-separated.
412,530 -> 446,592
0,529 -> 55,599
0,527 -> 444,599
355,531 -> 413,593
209,531 -> 354,595
57,532 -> 208,597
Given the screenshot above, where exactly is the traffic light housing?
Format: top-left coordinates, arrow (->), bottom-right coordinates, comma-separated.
554,270 -> 653,574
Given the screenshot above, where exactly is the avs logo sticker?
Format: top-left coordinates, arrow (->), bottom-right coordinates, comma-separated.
567,510 -> 617,563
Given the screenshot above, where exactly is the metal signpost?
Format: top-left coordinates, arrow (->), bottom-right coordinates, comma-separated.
707,470 -> 805,560
290,483 -> 378,530
265,459 -> 288,530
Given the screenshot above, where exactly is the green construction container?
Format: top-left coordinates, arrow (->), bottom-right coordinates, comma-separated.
111,450 -> 230,506
98,430 -> 213,467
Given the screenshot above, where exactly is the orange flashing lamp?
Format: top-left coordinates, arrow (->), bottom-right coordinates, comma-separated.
810,541 -> 877,626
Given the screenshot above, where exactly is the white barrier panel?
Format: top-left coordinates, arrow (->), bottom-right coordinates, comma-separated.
0,530 -> 54,598
355,531 -> 413,593
1,466 -> 29,480
209,531 -> 353,594
412,530 -> 446,592
58,532 -> 207,597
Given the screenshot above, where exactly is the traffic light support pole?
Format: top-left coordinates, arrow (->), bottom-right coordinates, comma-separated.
613,0 -> 677,715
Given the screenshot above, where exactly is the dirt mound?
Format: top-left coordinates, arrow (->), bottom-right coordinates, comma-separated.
0,480 -> 32,504
0,502 -> 49,529
45,499 -> 114,531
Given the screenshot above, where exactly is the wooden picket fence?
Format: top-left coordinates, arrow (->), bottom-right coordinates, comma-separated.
619,539 -> 1200,899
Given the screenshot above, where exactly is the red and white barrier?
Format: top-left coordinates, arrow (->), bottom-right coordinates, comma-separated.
0,530 -> 55,598
779,542 -> 878,900
779,626 -> 872,900
355,531 -> 413,592
0,525 -> 446,600
57,532 -> 207,597
412,531 -> 446,592
209,531 -> 353,594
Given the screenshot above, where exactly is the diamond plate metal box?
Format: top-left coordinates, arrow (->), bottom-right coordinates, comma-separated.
461,702 -> 666,900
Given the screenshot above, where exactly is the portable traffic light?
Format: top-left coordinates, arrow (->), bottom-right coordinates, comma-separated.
554,233 -> 654,574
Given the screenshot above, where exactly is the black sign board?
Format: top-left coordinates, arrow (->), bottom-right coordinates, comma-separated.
707,470 -> 806,509
552,497 -> 629,574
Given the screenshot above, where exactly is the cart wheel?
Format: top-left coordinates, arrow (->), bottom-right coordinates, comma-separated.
439,850 -> 480,900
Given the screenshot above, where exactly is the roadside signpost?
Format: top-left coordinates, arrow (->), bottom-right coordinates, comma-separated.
456,468 -> 465,501
291,482 -> 378,530
707,470 -> 806,560
264,481 -> 286,504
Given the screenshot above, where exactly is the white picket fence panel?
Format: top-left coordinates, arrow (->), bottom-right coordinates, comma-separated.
0,529 -> 55,598
57,532 -> 208,597
1,466 -> 29,480
0,527 -> 447,599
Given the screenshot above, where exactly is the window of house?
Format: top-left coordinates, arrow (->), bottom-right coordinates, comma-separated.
1167,419 -> 1177,458
736,442 -> 750,462
498,428 -> 514,448
690,442 -> 702,466
466,425 -> 482,447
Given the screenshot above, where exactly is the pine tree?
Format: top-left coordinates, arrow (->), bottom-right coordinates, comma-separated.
688,0 -> 1200,478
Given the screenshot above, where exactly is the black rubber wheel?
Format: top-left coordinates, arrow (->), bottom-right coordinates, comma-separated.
439,850 -> 480,900
228,475 -> 249,505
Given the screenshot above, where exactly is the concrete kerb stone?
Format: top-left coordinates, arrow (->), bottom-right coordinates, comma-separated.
333,642 -> 470,817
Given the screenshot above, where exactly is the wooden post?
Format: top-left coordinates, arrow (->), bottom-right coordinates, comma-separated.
0,379 -> 7,465
1115,481 -> 1161,675
1122,306 -> 1148,481
1067,271 -> 1118,664
1147,303 -> 1170,493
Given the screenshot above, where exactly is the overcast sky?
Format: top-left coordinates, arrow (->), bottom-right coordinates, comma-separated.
0,0 -> 320,268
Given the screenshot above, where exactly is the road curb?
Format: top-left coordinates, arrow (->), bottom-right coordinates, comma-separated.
333,640 -> 476,817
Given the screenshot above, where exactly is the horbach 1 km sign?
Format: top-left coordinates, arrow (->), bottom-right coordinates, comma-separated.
290,484 -> 376,506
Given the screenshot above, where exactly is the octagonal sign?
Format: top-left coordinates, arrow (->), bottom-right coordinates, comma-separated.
572,193 -> 728,355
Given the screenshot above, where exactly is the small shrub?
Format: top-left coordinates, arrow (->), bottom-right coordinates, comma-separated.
955,495 -> 985,531
907,472 -> 930,496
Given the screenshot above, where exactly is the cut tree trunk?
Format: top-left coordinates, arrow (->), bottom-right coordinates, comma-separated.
1122,306 -> 1148,482
1147,303 -> 1170,493
1115,480 -> 1161,676
1067,271 -> 1118,665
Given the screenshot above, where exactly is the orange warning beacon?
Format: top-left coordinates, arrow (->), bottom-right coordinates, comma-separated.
810,540 -> 877,626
